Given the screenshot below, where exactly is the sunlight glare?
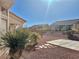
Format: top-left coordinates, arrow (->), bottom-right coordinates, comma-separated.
43,0 -> 53,19
42,0 -> 53,3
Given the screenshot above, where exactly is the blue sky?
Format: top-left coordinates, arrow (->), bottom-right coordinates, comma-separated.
11,0 -> 79,27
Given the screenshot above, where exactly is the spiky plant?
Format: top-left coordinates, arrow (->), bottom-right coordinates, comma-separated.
1,31 -> 28,59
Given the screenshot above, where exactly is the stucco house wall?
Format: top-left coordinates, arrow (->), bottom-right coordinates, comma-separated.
72,22 -> 79,31
50,19 -> 79,31
9,12 -> 26,31
0,0 -> 26,38
0,9 -> 26,32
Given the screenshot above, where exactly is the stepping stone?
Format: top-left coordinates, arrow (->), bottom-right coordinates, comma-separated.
44,44 -> 50,46
41,45 -> 45,48
44,43 -> 57,48
43,46 -> 47,48
39,46 -> 43,48
44,44 -> 51,48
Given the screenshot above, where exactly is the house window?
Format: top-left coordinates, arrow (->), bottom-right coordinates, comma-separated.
1,7 -> 7,15
9,24 -> 16,31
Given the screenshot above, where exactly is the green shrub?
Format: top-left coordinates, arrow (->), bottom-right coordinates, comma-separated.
25,32 -> 40,51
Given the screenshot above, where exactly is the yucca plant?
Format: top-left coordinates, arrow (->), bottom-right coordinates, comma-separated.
1,31 -> 28,59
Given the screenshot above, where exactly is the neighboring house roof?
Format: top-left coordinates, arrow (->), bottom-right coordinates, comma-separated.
52,19 -> 79,26
29,24 -> 49,30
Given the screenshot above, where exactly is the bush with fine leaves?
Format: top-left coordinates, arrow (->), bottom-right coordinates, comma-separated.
25,32 -> 40,51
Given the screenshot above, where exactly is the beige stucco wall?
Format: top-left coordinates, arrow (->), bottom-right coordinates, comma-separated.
1,18 -> 7,33
0,0 -> 26,38
0,10 -> 25,33
76,23 -> 79,29
0,7 -> 8,38
9,12 -> 25,31
72,22 -> 79,31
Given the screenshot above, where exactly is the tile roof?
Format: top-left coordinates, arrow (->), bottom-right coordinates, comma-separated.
52,19 -> 79,25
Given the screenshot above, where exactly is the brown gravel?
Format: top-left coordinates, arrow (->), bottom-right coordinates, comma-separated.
38,32 -> 67,45
22,45 -> 79,59
21,32 -> 79,59
1,32 -> 79,59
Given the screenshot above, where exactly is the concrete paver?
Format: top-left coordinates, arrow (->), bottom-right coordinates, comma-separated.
47,39 -> 79,51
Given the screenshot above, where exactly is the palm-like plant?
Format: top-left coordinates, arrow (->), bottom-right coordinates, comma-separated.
1,31 -> 28,59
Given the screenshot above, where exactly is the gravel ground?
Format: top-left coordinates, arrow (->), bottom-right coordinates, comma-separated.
22,45 -> 79,59
38,32 -> 67,45
21,32 -> 79,59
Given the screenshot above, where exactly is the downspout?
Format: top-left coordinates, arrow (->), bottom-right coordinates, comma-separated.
0,7 -> 1,36
7,9 -> 10,32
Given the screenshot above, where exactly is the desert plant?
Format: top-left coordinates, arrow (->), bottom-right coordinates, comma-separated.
25,32 -> 40,51
18,29 -> 41,51
1,31 -> 28,59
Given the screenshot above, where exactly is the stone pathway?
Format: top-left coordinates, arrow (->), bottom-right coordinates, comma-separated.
47,39 -> 79,51
35,43 -> 57,49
